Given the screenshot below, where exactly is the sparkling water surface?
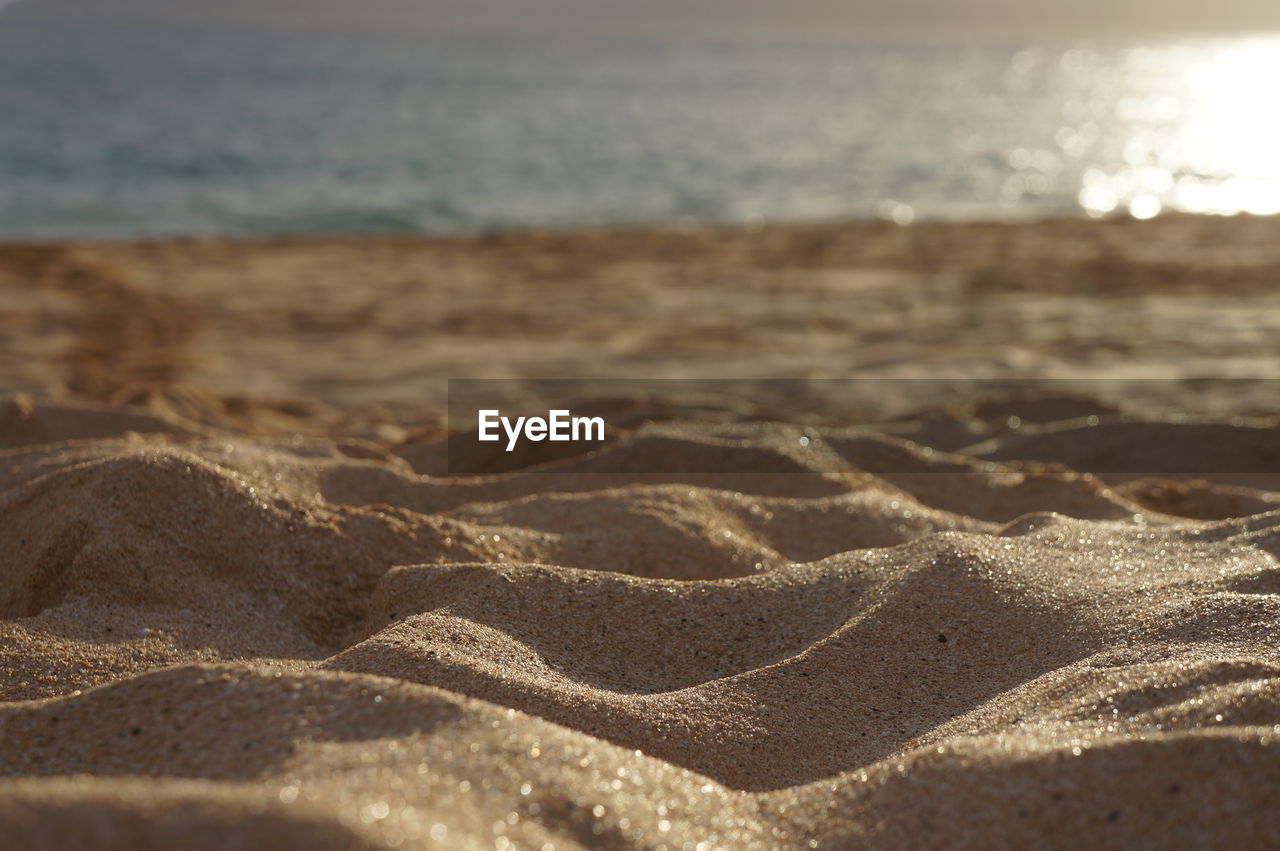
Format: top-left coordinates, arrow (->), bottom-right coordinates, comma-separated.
2,22 -> 1279,237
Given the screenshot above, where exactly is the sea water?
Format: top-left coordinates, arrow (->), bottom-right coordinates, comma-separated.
2,21 -> 1278,237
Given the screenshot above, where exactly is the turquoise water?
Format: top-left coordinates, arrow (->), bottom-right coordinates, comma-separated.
2,22 -> 1278,237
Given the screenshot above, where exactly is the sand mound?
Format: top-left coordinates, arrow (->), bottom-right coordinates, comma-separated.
4,395 -> 1280,846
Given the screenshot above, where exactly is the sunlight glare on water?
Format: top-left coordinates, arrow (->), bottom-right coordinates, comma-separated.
1080,38 -> 1280,218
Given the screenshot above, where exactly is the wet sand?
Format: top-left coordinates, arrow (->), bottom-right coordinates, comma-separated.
3,214 -> 1280,847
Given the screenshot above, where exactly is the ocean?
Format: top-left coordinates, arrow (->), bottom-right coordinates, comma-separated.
2,21 -> 1278,238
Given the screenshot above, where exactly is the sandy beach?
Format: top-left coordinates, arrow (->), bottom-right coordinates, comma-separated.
4,213 -> 1280,847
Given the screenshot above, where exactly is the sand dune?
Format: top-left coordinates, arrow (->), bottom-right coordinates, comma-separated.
4,217 -> 1280,847
4,399 -> 1280,846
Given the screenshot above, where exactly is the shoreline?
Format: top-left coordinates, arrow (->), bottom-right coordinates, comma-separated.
0,208 -> 1269,248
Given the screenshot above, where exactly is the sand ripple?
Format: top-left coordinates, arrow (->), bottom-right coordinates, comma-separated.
2,397 -> 1280,847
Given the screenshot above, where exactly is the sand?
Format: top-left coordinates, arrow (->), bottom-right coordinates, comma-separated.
3,214 -> 1280,847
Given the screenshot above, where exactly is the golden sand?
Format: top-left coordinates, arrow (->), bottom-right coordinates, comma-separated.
2,215 -> 1280,847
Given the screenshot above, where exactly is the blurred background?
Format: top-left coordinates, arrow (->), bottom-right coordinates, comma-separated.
3,0 -> 1280,237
